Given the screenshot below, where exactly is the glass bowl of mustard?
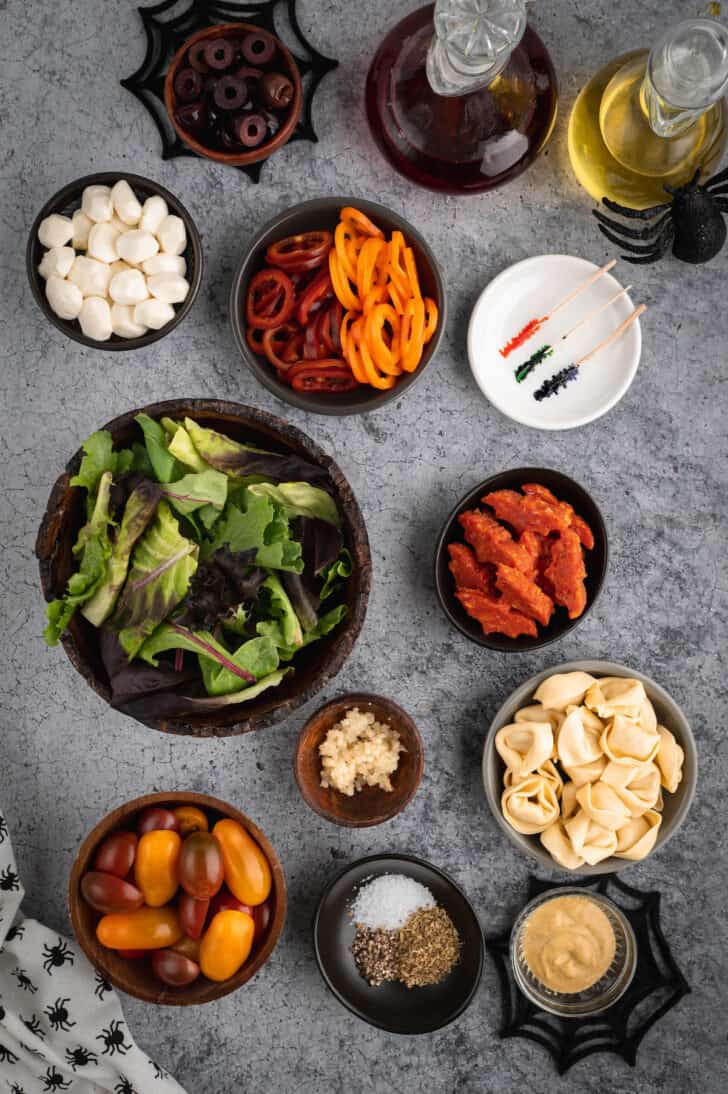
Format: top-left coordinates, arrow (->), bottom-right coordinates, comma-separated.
510,888 -> 637,1016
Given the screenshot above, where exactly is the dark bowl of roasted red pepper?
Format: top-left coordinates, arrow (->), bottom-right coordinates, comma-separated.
229,197 -> 447,415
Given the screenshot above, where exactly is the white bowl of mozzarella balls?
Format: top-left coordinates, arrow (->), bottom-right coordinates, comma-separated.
483,661 -> 696,874
28,173 -> 202,348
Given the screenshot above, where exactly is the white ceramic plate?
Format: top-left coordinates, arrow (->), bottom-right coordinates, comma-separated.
467,255 -> 642,430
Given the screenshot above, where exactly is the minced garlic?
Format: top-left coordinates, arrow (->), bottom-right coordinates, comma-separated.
319,707 -> 404,796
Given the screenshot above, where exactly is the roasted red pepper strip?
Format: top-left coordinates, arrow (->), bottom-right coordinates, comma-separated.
296,268 -> 334,326
246,269 -> 296,329
261,323 -> 300,370
265,231 -> 333,272
288,360 -> 359,392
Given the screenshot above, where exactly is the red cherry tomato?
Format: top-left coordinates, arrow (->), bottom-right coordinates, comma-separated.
81,872 -> 144,915
152,949 -> 200,988
117,948 -> 147,959
288,360 -> 359,393
253,900 -> 271,944
93,831 -> 137,878
208,886 -> 253,921
178,893 -> 209,941
136,807 -> 180,835
246,269 -> 295,330
170,934 -> 201,962
178,832 -> 224,900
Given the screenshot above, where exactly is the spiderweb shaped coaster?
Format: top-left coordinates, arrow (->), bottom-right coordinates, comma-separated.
485,873 -> 690,1073
121,0 -> 338,182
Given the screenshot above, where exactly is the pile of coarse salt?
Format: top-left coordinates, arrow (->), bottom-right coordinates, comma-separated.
350,874 -> 436,930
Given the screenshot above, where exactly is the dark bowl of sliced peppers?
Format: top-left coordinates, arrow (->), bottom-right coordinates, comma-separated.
229,197 -> 447,415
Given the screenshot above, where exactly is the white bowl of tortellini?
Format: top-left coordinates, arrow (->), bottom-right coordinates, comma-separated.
483,662 -> 696,874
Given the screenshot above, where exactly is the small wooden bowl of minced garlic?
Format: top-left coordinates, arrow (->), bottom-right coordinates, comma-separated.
294,693 -> 424,826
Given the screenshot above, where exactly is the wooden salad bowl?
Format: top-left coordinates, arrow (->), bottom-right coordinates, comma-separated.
68,791 -> 286,1005
36,399 -> 372,737
294,693 -> 424,826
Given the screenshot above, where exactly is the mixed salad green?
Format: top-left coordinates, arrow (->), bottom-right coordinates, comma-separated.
45,415 -> 352,721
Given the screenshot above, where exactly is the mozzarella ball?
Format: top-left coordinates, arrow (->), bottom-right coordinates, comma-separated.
46,276 -> 83,320
142,252 -> 186,277
111,179 -> 142,226
139,195 -> 168,234
156,214 -> 187,255
79,296 -> 113,341
71,210 -> 93,249
109,268 -> 149,306
109,259 -> 132,277
147,273 -> 190,304
38,245 -> 75,280
134,298 -> 175,330
87,222 -> 121,263
110,302 -> 148,339
38,213 -> 74,249
117,229 -> 159,265
68,255 -> 112,297
81,184 -> 113,223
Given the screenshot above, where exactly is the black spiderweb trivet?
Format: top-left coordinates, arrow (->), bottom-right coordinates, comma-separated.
121,0 -> 338,182
485,873 -> 690,1073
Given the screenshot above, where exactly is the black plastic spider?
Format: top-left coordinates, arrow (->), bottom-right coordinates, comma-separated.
0,814 -> 8,842
0,1041 -> 19,1064
114,1078 -> 139,1094
41,1068 -> 71,1092
97,1019 -> 131,1056
94,968 -> 113,999
6,921 -> 25,942
13,967 -> 38,994
44,997 -> 76,1032
21,1013 -> 44,1039
0,865 -> 20,891
594,166 -> 728,263
42,937 -> 75,975
65,1044 -> 98,1071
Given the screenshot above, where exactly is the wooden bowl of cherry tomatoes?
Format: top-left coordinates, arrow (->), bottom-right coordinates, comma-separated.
69,791 -> 285,1005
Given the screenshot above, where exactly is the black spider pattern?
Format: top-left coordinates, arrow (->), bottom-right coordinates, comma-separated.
65,1044 -> 98,1070
9,1084 -> 26,1094
0,814 -> 8,842
114,1078 -> 139,1094
153,1062 -> 167,1080
41,1068 -> 71,1092
97,1019 -> 131,1056
44,998 -> 76,1032
0,865 -> 20,891
42,938 -> 74,975
94,968 -> 113,999
594,165 -> 728,264
0,1041 -> 19,1064
13,968 -> 38,994
21,1013 -> 45,1039
6,921 -> 25,942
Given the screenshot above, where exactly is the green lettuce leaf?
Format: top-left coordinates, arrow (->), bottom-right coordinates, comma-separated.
260,574 -> 303,650
166,422 -> 209,473
248,482 -> 341,527
319,548 -> 353,601
135,413 -> 184,484
184,418 -> 330,486
182,669 -> 292,708
259,603 -> 347,661
138,623 -> 279,696
204,488 -> 303,573
162,468 -> 228,518
81,480 -> 162,627
111,500 -> 198,658
70,431 -> 136,502
44,471 -> 114,645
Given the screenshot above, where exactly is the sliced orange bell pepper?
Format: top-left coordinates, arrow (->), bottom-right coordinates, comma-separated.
342,316 -> 369,384
334,222 -> 359,283
341,207 -> 385,239
403,247 -> 422,300
365,303 -> 400,375
357,237 -> 385,299
400,296 -> 425,372
329,250 -> 360,311
359,337 -> 397,389
423,297 -> 439,343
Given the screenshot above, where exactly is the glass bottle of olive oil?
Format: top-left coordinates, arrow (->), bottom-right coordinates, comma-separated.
568,18 -> 728,208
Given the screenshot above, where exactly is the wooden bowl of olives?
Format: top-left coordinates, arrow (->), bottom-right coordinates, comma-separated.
164,23 -> 303,167
68,791 -> 286,1005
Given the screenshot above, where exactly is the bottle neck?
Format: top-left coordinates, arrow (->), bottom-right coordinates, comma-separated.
425,0 -> 528,97
641,17 -> 728,138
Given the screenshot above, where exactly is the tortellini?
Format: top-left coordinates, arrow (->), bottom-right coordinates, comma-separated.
497,672 -> 685,869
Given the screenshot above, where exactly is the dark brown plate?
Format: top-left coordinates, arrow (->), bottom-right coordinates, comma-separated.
68,791 -> 285,1005
294,693 -> 424,827
313,854 -> 483,1033
26,172 -> 203,351
434,467 -> 608,651
229,197 -> 447,415
36,399 -> 371,736
164,23 -> 302,167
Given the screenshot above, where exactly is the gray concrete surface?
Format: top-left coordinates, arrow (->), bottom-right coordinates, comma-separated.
1,1 -> 727,1091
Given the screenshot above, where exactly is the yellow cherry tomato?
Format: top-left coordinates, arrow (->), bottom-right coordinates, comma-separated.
97,906 -> 182,951
199,910 -> 255,982
212,819 -> 271,907
134,829 -> 181,907
173,805 -> 209,837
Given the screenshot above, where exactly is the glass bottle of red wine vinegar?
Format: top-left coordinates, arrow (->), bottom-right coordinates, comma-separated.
365,0 -> 558,194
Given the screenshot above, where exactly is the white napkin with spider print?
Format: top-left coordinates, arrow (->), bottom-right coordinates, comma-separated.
0,809 -> 187,1094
